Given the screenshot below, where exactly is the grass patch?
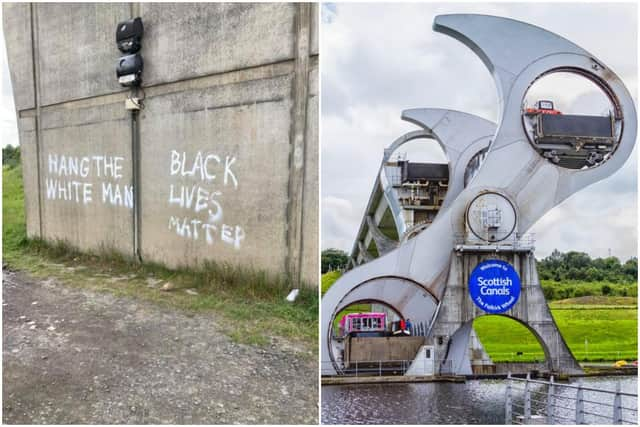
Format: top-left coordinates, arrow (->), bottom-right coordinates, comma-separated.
474,303 -> 637,362
473,316 -> 546,362
550,306 -> 637,361
3,165 -> 318,353
3,165 -> 26,258
321,270 -> 341,296
550,295 -> 637,308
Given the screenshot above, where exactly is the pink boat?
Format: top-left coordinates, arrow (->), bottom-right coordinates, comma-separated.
339,312 -> 386,337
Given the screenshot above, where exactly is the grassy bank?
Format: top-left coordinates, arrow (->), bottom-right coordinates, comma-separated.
322,271 -> 637,362
474,303 -> 637,362
321,270 -> 341,295
3,165 -> 318,352
3,165 -> 26,256
475,294 -> 637,362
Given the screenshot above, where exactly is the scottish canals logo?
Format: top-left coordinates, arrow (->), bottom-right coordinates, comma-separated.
469,259 -> 521,314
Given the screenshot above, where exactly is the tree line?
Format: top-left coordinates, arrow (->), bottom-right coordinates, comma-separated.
2,145 -> 21,169
322,247 -> 638,285
538,249 -> 637,284
321,248 -> 349,273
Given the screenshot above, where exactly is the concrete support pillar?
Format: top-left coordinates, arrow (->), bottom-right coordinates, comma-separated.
366,215 -> 398,255
357,241 -> 373,263
347,257 -> 356,269
429,250 -> 582,375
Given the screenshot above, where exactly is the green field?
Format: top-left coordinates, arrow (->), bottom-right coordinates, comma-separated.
321,270 -> 341,295
474,304 -> 637,362
323,271 -> 638,362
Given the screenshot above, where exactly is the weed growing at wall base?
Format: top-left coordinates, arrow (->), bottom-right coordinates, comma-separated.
3,165 -> 318,351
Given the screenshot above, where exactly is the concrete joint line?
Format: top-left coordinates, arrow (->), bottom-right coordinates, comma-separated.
16,60 -> 296,117
30,3 -> 43,238
285,3 -> 311,285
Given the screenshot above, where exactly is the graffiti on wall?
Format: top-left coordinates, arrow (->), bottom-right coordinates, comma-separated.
45,154 -> 133,208
167,150 -> 246,250
43,151 -> 246,250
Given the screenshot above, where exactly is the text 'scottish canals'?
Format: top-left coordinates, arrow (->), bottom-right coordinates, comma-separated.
45,154 -> 133,208
167,150 -> 245,250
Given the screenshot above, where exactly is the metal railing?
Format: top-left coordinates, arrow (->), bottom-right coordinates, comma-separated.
454,232 -> 536,250
322,360 -> 413,376
505,372 -> 637,424
322,359 -> 444,377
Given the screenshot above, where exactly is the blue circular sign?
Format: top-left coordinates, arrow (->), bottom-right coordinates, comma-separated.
469,259 -> 521,314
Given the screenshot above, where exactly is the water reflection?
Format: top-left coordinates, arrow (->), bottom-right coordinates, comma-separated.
321,376 -> 637,424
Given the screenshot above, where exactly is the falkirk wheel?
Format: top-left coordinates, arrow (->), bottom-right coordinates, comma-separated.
321,14 -> 636,376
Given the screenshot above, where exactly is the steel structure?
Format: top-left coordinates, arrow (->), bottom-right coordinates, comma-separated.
349,112 -> 495,265
322,14 -> 636,376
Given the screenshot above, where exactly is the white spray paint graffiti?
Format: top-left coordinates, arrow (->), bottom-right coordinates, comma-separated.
169,150 -> 238,188
45,153 -> 133,208
44,151 -> 246,250
167,150 -> 245,250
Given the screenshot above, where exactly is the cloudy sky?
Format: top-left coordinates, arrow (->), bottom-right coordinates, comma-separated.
1,7 -> 19,149
321,2 -> 638,261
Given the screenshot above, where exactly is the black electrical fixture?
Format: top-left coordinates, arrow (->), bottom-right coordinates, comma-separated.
116,17 -> 143,53
116,17 -> 144,86
116,53 -> 144,86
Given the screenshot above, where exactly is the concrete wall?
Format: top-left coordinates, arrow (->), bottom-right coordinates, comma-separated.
346,337 -> 425,364
3,3 -> 318,286
493,362 -> 548,374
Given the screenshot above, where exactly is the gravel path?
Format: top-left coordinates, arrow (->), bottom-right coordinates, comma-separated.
2,269 -> 318,424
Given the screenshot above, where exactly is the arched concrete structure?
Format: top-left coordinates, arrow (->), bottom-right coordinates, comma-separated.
446,314 -> 553,376
432,250 -> 581,374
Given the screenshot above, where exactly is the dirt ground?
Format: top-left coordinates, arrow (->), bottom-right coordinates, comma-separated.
2,268 -> 318,424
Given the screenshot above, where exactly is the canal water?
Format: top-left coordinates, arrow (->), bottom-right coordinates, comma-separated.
321,376 -> 638,424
